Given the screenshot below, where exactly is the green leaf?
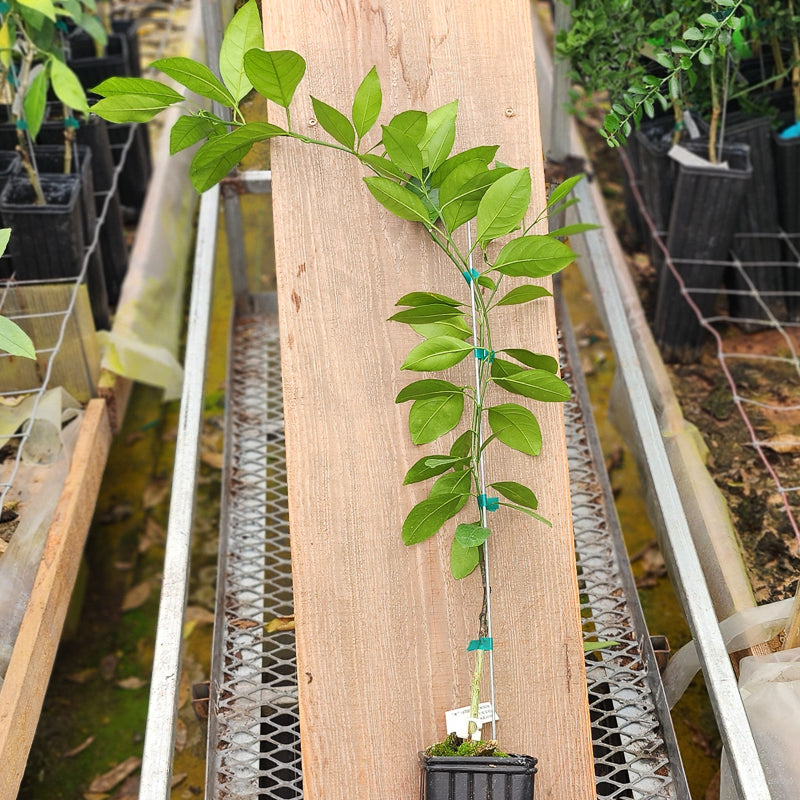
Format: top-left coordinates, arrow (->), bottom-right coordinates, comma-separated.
352,65 -> 381,141
583,640 -> 620,652
697,12 -> 720,27
23,66 -> 48,140
243,49 -> 306,109
440,165 -> 513,232
455,522 -> 491,548
494,235 -> 575,278
506,504 -> 551,526
495,285 -> 552,306
153,56 -> 236,107
698,47 -> 714,66
419,100 -> 458,171
396,379 -> 463,403
489,480 -> 538,510
429,469 -> 472,498
381,124 -> 423,180
493,369 -> 571,402
91,93 -> 175,124
487,403 -> 542,457
170,115 -> 216,154
401,336 -> 474,372
409,393 -> 464,444
389,303 -> 464,325
311,96 -> 355,149
430,145 -> 499,188
411,316 -> 472,341
548,222 -> 599,237
402,493 -> 468,545
0,315 -> 35,359
91,76 -> 184,104
190,122 -> 288,193
477,274 -> 496,291
477,168 -> 531,245
490,358 -> 523,379
450,430 -> 473,459
439,160 -> 493,231
404,455 -> 466,485
387,109 -> 427,143
547,173 -> 584,208
219,0 -> 264,102
502,349 -> 558,373
359,153 -> 405,180
396,291 -> 461,307
17,0 -> 56,22
363,176 -> 431,224
450,538 -> 480,579
49,59 -> 89,114
0,228 -> 9,258
77,11 -> 106,46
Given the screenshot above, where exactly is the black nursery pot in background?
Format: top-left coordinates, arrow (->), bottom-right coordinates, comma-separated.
419,753 -> 537,800
653,140 -> 752,361
723,114 -> 784,323
773,120 -> 800,321
0,173 -> 110,330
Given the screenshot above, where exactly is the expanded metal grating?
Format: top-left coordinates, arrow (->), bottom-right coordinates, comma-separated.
207,291 -> 689,799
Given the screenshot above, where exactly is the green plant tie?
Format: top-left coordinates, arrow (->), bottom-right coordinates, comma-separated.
0,2 -> 10,13
473,348 -> 495,363
467,637 -> 494,651
477,494 -> 499,511
14,119 -> 27,131
55,20 -> 68,32
462,267 -> 479,283
64,117 -> 80,129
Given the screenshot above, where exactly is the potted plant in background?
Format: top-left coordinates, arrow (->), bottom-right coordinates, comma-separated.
90,1 -> 599,796
0,0 -> 113,328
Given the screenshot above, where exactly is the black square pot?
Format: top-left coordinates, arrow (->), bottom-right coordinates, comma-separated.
773,119 -> 800,321
419,752 -> 537,800
653,139 -> 752,361
107,121 -> 151,217
0,173 -> 109,329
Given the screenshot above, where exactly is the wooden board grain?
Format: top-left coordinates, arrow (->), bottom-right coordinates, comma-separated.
0,399 -> 112,798
263,3 -> 595,798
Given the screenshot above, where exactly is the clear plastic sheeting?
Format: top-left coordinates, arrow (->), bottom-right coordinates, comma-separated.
662,599 -> 794,708
720,648 -> 800,800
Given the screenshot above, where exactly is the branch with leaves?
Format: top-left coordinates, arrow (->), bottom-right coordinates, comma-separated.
91,0 -> 593,748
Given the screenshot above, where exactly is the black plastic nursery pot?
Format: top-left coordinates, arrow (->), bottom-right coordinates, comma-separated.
0,172 -> 110,329
773,118 -> 800,320
419,753 -> 537,800
107,121 -> 152,216
723,114 -> 784,323
653,140 -> 752,361
0,151 -> 20,278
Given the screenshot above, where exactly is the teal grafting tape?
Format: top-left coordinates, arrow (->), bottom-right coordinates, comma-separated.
467,637 -> 494,651
462,267 -> 479,284
0,2 -> 10,13
14,119 -> 27,131
477,494 -> 499,512
64,117 -> 80,129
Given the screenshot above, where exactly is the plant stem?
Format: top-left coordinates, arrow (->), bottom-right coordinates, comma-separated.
790,0 -> 800,123
468,551 -> 489,739
709,54 -> 720,164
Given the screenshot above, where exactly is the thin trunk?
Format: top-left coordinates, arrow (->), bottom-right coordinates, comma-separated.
467,551 -> 489,740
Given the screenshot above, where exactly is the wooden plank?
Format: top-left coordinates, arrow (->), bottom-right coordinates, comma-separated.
0,283 -> 100,403
0,399 -> 112,799
264,3 -> 595,798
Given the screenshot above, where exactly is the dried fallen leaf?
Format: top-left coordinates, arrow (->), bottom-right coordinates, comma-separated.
63,735 -> 95,758
122,581 -> 151,612
185,605 -> 215,625
88,756 -> 142,793
171,772 -> 188,788
174,718 -> 188,752
760,435 -> 800,454
141,479 -> 169,510
231,617 -> 259,630
117,676 -> 147,690
138,517 -> 165,553
108,774 -> 139,800
265,615 -> 295,633
200,451 -> 224,469
83,793 -> 109,800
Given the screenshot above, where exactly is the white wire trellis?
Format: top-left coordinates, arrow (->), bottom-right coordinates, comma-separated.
0,0 -> 187,516
619,148 -> 800,552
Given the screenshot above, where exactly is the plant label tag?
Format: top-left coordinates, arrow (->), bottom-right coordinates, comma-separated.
444,703 -> 498,739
